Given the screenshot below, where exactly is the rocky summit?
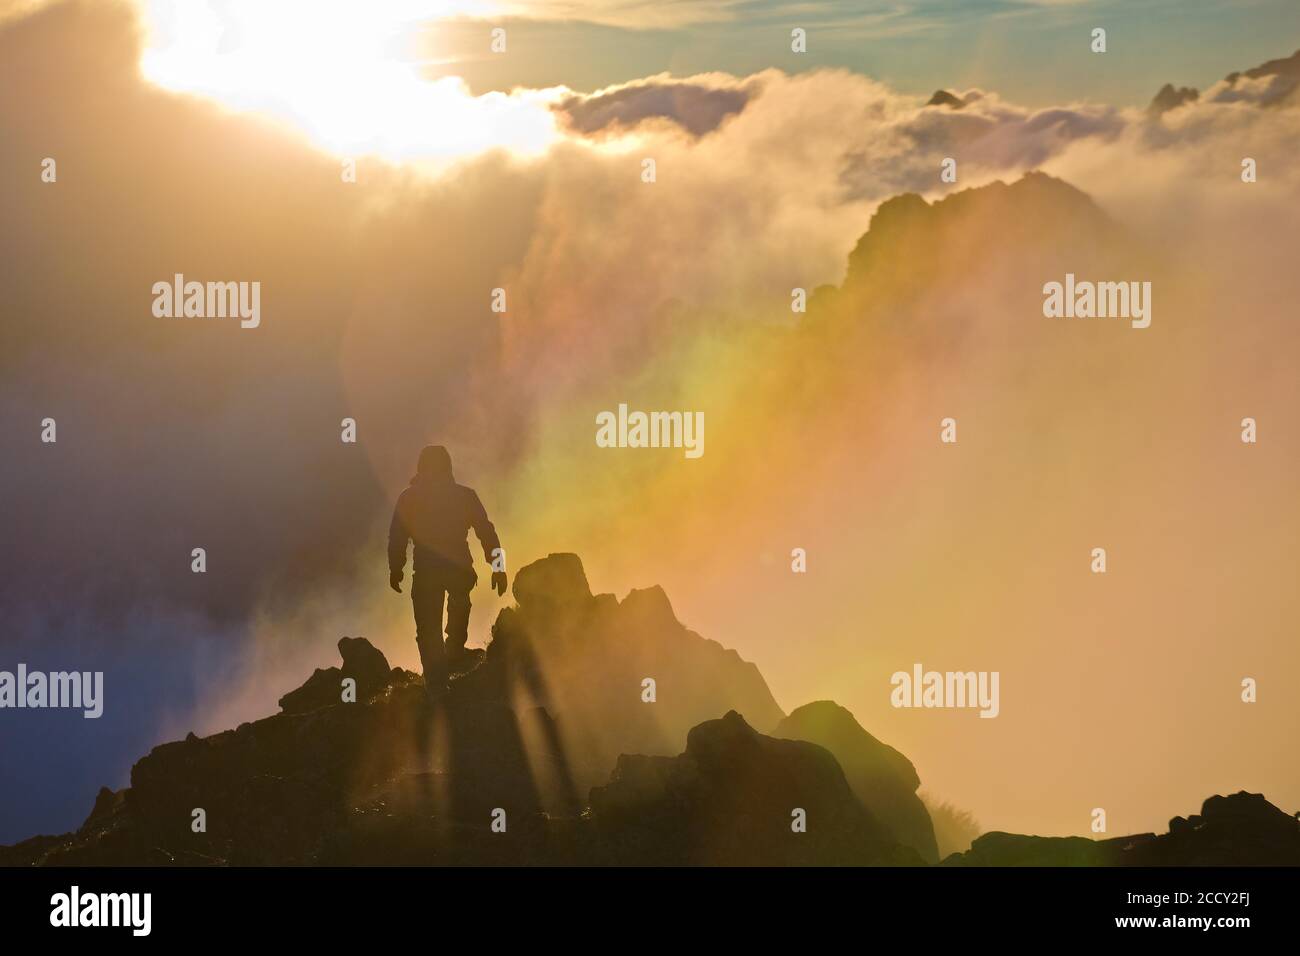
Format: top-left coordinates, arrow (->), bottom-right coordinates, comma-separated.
1,553 -> 1295,866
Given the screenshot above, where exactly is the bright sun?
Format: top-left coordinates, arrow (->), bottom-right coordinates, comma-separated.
138,0 -> 558,162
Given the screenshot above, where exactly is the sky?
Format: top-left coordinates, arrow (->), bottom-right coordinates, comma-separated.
0,0 -> 1297,847
415,0 -> 1300,107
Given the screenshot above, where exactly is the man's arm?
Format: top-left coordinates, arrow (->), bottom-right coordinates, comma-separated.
387,499 -> 408,592
468,490 -> 507,595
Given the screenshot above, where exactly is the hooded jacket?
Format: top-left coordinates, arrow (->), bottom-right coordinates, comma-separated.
387,447 -> 501,576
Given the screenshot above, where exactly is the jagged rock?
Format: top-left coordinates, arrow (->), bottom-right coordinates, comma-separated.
1147,48 -> 1300,114
1222,47 -> 1300,106
926,89 -> 965,109
0,628 -> 573,864
949,831 -> 1111,867
774,701 -> 938,862
1136,792 -> 1300,865
82,786 -> 126,830
838,172 -> 1124,319
1147,83 -> 1198,116
512,551 -> 591,616
339,635 -> 393,686
466,553 -> 786,790
278,636 -> 401,714
588,711 -> 919,865
945,791 -> 1300,866
0,833 -> 65,867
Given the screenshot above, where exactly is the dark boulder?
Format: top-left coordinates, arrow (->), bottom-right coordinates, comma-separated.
774,701 -> 938,862
278,636 -> 403,715
945,791 -> 1300,866
588,710 -> 920,865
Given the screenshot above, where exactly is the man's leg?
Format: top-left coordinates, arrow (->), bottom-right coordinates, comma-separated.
445,584 -> 472,658
411,573 -> 448,698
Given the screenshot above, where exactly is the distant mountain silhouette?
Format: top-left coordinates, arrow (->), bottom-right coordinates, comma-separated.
1147,46 -> 1300,113
1,552 -> 1294,866
925,89 -> 966,109
1147,83 -> 1199,116
804,171 -> 1128,337
845,171 -> 1111,285
1221,47 -> 1300,106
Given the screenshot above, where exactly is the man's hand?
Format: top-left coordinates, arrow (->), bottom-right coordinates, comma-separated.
389,570 -> 403,594
491,571 -> 508,597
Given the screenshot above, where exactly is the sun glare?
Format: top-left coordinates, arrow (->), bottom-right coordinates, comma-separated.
138,0 -> 559,163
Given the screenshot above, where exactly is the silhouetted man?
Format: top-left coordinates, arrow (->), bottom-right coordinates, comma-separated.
388,445 -> 506,701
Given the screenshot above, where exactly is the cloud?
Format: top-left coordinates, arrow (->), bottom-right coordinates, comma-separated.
489,0 -> 1096,31
838,90 -> 1126,199
495,0 -> 739,29
1145,49 -> 1300,114
1203,49 -> 1300,108
554,74 -> 758,138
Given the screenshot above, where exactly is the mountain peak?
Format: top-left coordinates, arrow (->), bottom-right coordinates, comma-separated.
1147,82 -> 1199,116
925,89 -> 966,109
841,172 -> 1108,298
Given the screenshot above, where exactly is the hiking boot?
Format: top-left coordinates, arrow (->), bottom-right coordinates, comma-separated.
445,645 -> 484,676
